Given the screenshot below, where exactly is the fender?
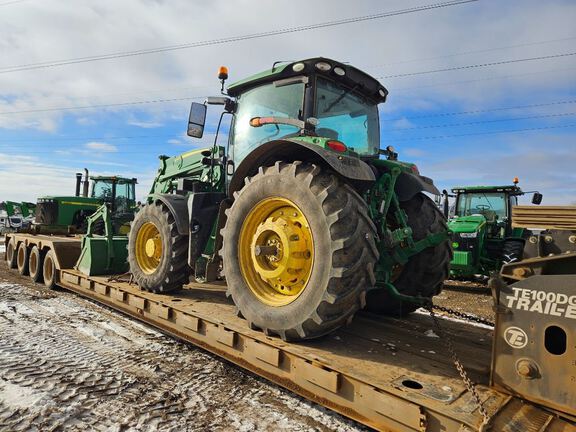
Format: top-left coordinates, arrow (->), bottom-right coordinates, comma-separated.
228,139 -> 376,195
395,171 -> 440,201
150,193 -> 189,236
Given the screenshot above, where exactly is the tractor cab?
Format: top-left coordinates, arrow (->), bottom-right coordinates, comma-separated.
90,176 -> 137,215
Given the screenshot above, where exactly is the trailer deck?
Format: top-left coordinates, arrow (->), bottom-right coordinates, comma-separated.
56,269 -> 573,432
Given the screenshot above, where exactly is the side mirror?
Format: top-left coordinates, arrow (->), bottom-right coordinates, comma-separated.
187,102 -> 207,138
532,192 -> 543,205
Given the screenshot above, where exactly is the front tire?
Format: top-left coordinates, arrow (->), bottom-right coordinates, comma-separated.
366,193 -> 451,316
222,162 -> 378,341
502,239 -> 524,265
128,202 -> 190,293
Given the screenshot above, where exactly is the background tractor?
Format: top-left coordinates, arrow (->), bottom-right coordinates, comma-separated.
34,169 -> 138,234
127,58 -> 451,340
444,179 -> 543,279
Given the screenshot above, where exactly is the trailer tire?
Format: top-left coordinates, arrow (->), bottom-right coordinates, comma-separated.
222,161 -> 378,341
6,238 -> 17,269
366,193 -> 451,316
16,243 -> 30,276
29,246 -> 44,283
43,249 -> 58,289
128,202 -> 190,293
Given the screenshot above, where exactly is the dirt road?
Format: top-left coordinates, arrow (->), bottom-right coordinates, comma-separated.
0,262 -> 364,432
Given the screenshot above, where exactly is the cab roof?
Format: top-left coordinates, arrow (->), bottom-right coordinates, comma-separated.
452,185 -> 522,194
226,57 -> 388,104
90,176 -> 137,184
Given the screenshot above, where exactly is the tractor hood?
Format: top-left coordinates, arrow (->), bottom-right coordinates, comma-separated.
37,196 -> 101,206
448,215 -> 486,233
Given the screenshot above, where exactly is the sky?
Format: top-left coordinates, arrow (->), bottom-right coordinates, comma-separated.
0,0 -> 575,205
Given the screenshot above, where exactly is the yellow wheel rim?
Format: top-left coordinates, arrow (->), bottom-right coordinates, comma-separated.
238,197 -> 314,307
135,222 -> 163,274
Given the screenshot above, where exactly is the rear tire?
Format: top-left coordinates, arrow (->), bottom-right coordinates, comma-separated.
17,243 -> 29,276
222,162 -> 378,341
29,246 -> 44,283
366,193 -> 451,316
128,202 -> 190,293
43,249 -> 58,289
6,238 -> 17,269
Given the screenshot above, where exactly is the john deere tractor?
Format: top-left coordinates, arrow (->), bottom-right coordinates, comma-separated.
446,180 -> 543,279
34,170 -> 138,234
127,58 -> 451,340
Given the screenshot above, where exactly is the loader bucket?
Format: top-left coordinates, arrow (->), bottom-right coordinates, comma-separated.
75,236 -> 129,276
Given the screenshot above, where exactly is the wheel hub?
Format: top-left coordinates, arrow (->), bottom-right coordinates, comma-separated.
239,198 -> 314,307
135,222 -> 163,274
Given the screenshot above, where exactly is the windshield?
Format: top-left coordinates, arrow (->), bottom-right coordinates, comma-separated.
231,81 -> 304,163
456,192 -> 507,221
315,78 -> 380,156
92,180 -> 113,200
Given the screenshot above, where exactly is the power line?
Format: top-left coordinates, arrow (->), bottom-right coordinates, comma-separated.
0,1 -> 478,74
0,0 -> 31,6
379,52 -> 576,79
367,35 -> 576,69
395,66 -> 576,91
393,124 -> 576,141
0,96 -> 204,116
381,100 -> 576,121
388,112 -> 576,131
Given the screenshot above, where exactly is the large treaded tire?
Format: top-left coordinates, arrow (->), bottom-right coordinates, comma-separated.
128,202 -> 190,293
221,161 -> 379,341
502,239 -> 524,265
366,193 -> 451,316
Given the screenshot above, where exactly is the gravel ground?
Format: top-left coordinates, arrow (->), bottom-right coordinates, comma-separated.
0,260 -> 365,432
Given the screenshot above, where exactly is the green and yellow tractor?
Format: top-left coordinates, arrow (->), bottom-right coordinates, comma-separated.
445,180 -> 543,279
127,58 -> 452,340
34,170 -> 138,234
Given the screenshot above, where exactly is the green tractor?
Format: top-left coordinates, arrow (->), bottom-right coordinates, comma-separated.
445,180 -> 543,279
127,58 -> 451,340
34,169 -> 138,234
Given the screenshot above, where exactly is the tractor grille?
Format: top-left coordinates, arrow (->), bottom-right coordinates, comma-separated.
452,251 -> 471,266
36,202 -> 59,225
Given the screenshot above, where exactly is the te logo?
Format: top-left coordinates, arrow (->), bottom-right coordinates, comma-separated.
504,326 -> 528,349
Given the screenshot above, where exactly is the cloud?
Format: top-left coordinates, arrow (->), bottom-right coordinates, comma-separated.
128,120 -> 164,128
167,138 -> 182,145
84,141 -> 117,152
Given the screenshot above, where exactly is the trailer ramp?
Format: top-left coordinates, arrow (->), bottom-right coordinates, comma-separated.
58,270 -> 573,432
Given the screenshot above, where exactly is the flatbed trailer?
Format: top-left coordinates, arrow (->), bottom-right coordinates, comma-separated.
51,268 -> 573,432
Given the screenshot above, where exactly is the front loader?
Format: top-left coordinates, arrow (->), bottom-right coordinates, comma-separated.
127,58 -> 451,340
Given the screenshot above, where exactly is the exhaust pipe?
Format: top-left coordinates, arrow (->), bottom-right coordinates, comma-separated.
75,173 -> 83,197
442,189 -> 449,218
82,168 -> 89,197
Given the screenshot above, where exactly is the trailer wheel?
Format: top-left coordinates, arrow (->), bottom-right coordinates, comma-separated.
366,193 -> 451,316
128,202 -> 190,292
29,246 -> 44,283
222,162 -> 378,341
6,238 -> 17,269
17,243 -> 30,276
43,249 -> 58,289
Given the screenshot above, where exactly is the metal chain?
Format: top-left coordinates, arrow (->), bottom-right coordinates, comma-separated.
432,304 -> 494,327
424,303 -> 491,429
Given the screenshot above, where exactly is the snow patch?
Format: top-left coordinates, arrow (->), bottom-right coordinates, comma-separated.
0,380 -> 46,409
